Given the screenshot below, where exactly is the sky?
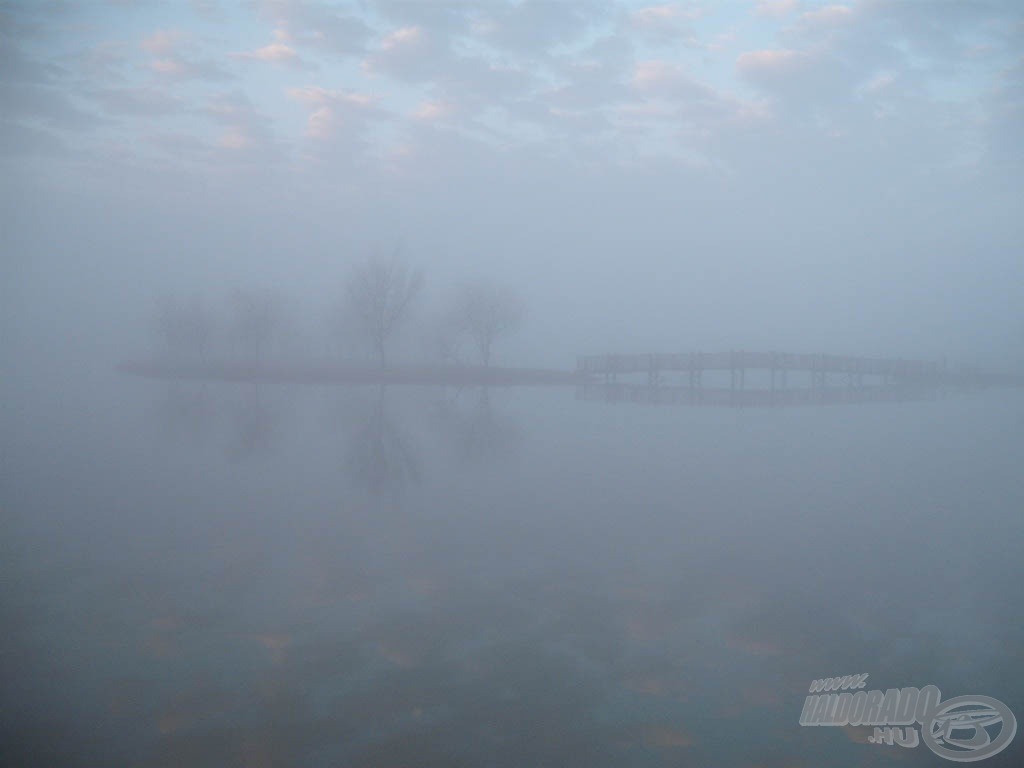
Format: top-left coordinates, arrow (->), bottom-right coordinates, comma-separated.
2,0 -> 1024,371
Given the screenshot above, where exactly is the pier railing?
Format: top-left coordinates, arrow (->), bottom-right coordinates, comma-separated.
577,352 -> 944,381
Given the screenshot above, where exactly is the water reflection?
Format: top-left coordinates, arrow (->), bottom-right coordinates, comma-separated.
577,380 -> 948,408
226,384 -> 281,461
151,382 -> 285,460
149,383 -> 523,494
345,386 -> 421,504
152,384 -> 216,445
431,387 -> 520,466
10,382 -> 1021,767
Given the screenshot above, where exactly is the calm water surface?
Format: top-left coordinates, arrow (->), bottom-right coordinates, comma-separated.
3,375 -> 1023,767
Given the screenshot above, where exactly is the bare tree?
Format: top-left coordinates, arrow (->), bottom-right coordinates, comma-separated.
154,294 -> 214,362
450,281 -> 524,367
229,289 -> 281,362
345,251 -> 423,367
421,314 -> 465,366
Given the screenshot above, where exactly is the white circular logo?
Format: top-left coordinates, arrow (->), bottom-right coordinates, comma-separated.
922,695 -> 1017,762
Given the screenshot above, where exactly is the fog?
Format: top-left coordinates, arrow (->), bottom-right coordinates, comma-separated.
2,2 -> 1023,766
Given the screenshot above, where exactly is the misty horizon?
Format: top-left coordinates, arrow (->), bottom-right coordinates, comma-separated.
3,2 -> 1023,767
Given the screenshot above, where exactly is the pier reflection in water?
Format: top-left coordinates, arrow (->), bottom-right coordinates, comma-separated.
576,381 -> 947,407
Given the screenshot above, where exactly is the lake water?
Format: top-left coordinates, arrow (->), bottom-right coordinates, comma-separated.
3,375 -> 1022,767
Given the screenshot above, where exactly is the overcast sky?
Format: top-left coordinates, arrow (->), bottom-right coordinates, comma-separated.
2,0 -> 1023,369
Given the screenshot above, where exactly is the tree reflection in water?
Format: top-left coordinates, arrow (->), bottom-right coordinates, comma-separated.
226,384 -> 280,461
154,384 -> 215,446
346,385 -> 420,504
432,386 -> 520,467
149,382 -> 523,493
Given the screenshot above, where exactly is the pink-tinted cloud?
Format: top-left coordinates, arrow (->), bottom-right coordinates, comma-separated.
288,85 -> 381,140
800,4 -> 853,27
233,29 -> 305,67
140,29 -> 183,56
755,0 -> 799,18
629,3 -> 703,47
737,49 -> 810,82
412,100 -> 453,122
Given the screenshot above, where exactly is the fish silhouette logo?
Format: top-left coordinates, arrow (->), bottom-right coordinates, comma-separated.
922,695 -> 1017,762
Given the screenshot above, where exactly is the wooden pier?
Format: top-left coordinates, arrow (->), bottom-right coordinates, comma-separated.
118,352 -> 1021,400
575,351 -> 1021,407
577,351 -> 948,390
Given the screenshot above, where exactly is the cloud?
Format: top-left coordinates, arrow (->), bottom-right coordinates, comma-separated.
287,85 -> 384,141
363,22 -> 538,120
855,71 -> 895,98
2,0 -> 1019,202
732,0 -> 1023,177
188,0 -> 221,21
737,49 -> 854,113
254,0 -> 371,58
150,131 -> 215,158
629,3 -> 703,45
203,91 -> 281,158
633,60 -> 682,90
381,25 -> 423,51
232,29 -> 306,68
0,118 -> 66,157
621,58 -> 763,167
150,58 -> 186,75
72,41 -> 132,84
364,25 -> 438,82
469,0 -> 605,55
799,4 -> 853,27
1,81 -> 103,129
140,27 -> 232,81
149,55 -> 232,81
754,0 -> 799,18
218,130 -> 250,150
239,41 -> 300,63
0,36 -> 65,84
0,31 -> 102,157
288,85 -> 377,111
141,29 -> 183,57
984,57 -> 1024,165
89,86 -> 184,117
412,100 -> 453,122
736,48 -> 812,90
632,4 -> 694,25
539,34 -> 634,116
